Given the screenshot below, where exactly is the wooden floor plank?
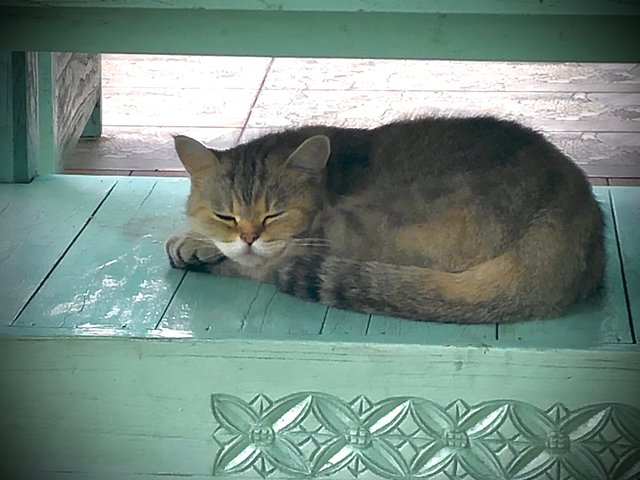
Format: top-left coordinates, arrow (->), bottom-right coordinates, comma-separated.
66,126 -> 239,171
67,126 -> 640,178
320,307 -> 370,338
265,59 -> 640,93
65,56 -> 640,177
4,176 -> 638,345
103,86 -> 258,128
0,176 -> 117,326
247,89 -> 640,133
499,187 -> 631,347
367,314 -> 496,345
14,177 -> 188,331
162,274 -> 330,339
242,289 -> 328,336
102,54 -> 272,90
160,273 -> 265,337
610,187 -> 640,340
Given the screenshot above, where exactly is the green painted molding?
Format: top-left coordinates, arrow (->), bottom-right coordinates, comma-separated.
211,392 -> 640,479
1,0 -> 639,15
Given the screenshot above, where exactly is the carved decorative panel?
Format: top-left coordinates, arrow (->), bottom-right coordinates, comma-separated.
211,393 -> 640,479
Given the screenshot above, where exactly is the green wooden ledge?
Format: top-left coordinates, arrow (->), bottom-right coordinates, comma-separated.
0,166 -> 638,480
1,1 -> 640,61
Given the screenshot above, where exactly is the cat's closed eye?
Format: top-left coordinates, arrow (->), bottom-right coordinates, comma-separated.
263,212 -> 286,225
213,212 -> 237,224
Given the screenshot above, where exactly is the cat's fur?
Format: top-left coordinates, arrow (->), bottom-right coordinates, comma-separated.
166,116 -> 605,323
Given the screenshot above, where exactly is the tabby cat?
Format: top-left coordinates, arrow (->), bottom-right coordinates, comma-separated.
166,116 -> 604,323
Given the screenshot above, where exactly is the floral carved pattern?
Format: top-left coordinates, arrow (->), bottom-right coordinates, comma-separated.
210,393 -> 640,479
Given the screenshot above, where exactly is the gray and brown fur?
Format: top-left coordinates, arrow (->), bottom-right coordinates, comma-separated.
166,116 -> 604,323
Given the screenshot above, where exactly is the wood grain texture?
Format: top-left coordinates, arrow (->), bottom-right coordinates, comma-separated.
551,132 -> 640,178
67,127 -> 240,171
102,54 -> 272,89
53,53 -> 101,161
161,240 -> 491,346
247,89 -> 640,133
0,337 -> 638,479
67,56 -> 639,177
161,274 -> 330,338
36,53 -> 101,174
14,177 -> 188,332
102,86 -> 258,128
0,175 -> 117,325
367,314 -> 496,346
265,59 -> 640,93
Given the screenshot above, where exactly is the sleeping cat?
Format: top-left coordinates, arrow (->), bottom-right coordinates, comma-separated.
166,116 -> 604,323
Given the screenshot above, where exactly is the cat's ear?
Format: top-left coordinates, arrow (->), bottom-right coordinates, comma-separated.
285,135 -> 331,173
173,135 -> 220,177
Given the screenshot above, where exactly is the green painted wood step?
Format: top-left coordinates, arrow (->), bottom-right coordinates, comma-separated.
1,176 -> 638,350
0,175 -> 117,325
15,177 -> 188,331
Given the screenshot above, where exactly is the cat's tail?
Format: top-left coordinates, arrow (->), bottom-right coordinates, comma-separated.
276,252 -> 528,323
276,217 -> 604,323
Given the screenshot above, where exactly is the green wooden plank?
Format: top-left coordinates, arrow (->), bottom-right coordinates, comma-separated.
499,188 -> 631,347
367,314 -> 496,346
0,51 -> 39,182
320,307 -> 370,338
240,288 -> 328,336
14,177 -> 188,331
610,187 -> 640,341
2,0 -> 639,15
161,273 -> 265,337
163,275 -> 329,338
1,8 -> 639,62
0,175 -> 117,325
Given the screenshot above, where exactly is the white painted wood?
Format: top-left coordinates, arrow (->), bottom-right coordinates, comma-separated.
53,52 -> 101,159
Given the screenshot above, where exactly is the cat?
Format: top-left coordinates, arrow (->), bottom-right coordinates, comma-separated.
166,116 -> 604,323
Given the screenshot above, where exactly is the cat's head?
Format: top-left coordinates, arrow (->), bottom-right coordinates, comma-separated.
174,134 -> 330,267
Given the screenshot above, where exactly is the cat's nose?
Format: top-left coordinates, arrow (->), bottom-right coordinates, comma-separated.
240,232 -> 259,245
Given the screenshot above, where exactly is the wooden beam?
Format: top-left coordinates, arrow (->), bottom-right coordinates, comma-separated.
36,52 -> 58,174
1,7 -> 639,62
0,51 -> 38,183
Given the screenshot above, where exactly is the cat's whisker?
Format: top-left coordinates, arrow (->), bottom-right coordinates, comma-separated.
288,243 -> 332,248
286,242 -> 332,249
288,238 -> 334,245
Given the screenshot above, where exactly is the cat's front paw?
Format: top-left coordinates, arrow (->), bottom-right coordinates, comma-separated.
165,234 -> 223,270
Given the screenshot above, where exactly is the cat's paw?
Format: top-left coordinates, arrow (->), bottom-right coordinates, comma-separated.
165,234 -> 223,270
